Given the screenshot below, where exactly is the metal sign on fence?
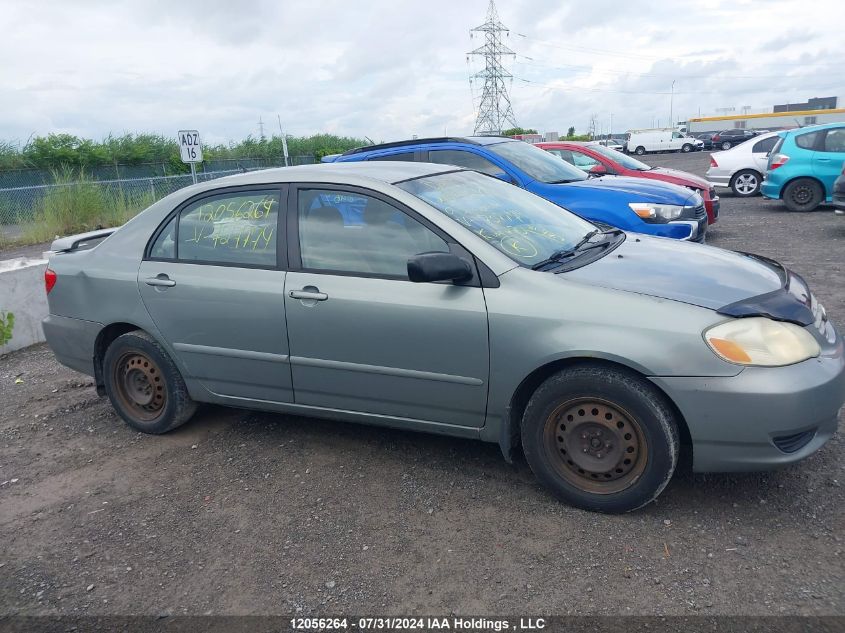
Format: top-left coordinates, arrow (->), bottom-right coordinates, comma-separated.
177,130 -> 202,184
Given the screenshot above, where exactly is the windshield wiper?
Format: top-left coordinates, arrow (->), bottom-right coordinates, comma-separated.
531,229 -> 603,270
546,178 -> 582,184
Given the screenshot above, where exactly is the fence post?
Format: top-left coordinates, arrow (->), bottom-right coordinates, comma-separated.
149,179 -> 155,199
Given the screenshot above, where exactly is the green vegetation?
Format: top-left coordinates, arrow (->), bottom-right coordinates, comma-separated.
0,132 -> 368,173
19,169 -> 154,244
501,127 -> 538,137
0,312 -> 14,347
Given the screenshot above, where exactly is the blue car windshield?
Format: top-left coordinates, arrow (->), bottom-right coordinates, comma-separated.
488,140 -> 588,184
396,170 -> 597,267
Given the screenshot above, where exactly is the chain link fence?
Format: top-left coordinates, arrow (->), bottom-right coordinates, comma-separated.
0,156 -> 316,230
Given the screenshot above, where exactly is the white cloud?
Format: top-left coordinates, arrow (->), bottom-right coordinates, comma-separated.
1,0 -> 843,144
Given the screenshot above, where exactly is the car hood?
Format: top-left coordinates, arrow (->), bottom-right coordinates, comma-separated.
563,176 -> 696,205
645,168 -> 710,190
564,234 -> 787,311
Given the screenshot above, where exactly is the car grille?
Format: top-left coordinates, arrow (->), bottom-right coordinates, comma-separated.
772,429 -> 816,453
694,204 -> 707,220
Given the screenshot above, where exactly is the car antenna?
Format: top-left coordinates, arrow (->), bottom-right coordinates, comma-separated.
364,136 -> 375,145
794,118 -> 803,128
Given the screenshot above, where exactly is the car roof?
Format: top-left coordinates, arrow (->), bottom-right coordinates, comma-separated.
781,121 -> 845,135
341,135 -> 514,156
193,162 -> 458,190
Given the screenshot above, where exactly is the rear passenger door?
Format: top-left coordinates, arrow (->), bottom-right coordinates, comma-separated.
813,128 -> 845,191
283,184 -> 490,429
138,186 -> 293,403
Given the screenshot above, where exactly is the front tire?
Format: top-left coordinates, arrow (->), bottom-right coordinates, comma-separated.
681,143 -> 692,153
634,146 -> 646,155
521,364 -> 679,513
783,178 -> 823,212
730,169 -> 762,197
103,331 -> 197,434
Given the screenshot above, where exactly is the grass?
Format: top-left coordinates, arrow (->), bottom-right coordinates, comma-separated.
16,169 -> 154,245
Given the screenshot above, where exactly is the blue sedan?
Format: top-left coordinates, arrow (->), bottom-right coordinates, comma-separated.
325,136 -> 708,241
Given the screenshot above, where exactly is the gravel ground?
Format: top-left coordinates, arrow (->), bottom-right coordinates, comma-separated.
1,152 -> 843,618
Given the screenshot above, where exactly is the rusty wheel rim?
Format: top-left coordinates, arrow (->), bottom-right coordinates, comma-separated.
113,352 -> 166,422
543,398 -> 648,494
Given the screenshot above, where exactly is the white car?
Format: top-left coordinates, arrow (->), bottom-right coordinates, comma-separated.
705,132 -> 780,197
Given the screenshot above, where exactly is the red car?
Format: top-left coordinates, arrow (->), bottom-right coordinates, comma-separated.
536,142 -> 719,224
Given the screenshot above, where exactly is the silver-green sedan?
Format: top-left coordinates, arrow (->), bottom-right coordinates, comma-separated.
42,163 -> 844,513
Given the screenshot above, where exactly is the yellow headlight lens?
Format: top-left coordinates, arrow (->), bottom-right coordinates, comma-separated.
704,317 -> 820,366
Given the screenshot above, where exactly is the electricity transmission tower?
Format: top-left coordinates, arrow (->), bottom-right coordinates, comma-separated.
468,0 -> 517,135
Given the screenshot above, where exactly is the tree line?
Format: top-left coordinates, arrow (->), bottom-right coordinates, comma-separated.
0,133 -> 369,172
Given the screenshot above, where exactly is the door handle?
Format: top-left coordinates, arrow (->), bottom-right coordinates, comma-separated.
289,289 -> 328,301
817,158 -> 831,162
145,275 -> 176,288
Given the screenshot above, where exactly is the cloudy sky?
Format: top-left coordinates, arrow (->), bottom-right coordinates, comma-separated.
2,0 -> 843,145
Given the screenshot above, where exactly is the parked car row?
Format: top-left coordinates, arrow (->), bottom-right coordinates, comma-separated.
705,122 -> 845,213
326,137 -> 712,241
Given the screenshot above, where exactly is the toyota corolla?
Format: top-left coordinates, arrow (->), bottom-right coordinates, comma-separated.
42,163 -> 844,513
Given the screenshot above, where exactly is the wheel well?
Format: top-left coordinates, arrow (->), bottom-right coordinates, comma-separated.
93,322 -> 141,394
782,175 -> 826,197
505,357 -> 693,456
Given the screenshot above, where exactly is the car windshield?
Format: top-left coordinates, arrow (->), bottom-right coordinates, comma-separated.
587,144 -> 652,171
396,170 -> 597,267
488,140 -> 587,183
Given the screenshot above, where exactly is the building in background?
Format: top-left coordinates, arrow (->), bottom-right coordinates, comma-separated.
774,96 -> 838,113
687,107 -> 845,134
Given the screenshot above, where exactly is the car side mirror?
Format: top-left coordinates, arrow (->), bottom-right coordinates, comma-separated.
407,252 -> 473,283
589,164 -> 608,177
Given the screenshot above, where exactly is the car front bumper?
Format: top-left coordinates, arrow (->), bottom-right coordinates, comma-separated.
651,346 -> 845,472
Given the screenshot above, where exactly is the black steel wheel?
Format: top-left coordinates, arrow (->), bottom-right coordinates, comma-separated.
783,178 -> 823,212
521,364 -> 679,513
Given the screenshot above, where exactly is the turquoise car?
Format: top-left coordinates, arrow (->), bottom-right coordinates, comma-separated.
762,123 -> 845,211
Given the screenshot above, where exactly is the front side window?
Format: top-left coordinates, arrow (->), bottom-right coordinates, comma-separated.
488,140 -> 587,184
821,128 -> 845,152
159,190 -> 280,266
397,170 -> 596,267
569,150 -> 602,170
588,143 -> 650,171
297,189 -> 448,278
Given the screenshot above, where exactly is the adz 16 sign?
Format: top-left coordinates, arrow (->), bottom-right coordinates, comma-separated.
178,130 -> 203,163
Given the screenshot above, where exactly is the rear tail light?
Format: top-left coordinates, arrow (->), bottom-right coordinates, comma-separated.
770,154 -> 790,170
710,157 -> 718,168
45,268 -> 57,294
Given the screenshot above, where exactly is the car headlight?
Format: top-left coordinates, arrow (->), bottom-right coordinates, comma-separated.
704,317 -> 820,366
628,202 -> 685,222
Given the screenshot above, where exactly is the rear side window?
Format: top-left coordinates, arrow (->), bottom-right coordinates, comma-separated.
821,128 -> 845,152
795,131 -> 819,150
150,190 -> 280,267
752,136 -> 778,154
368,152 -> 415,161
427,150 -> 505,176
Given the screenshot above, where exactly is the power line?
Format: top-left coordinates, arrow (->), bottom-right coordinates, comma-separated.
467,0 -> 517,135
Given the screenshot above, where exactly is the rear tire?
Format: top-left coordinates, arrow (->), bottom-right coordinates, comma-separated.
721,141 -> 732,150
730,169 -> 762,197
634,146 -> 646,156
103,331 -> 197,434
521,364 -> 679,513
783,178 -> 824,212
681,144 -> 692,153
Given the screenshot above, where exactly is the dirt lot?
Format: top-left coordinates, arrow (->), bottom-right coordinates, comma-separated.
1,152 -> 843,618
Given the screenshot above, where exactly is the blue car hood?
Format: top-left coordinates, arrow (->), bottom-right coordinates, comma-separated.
564,234 -> 786,311
560,176 -> 695,204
